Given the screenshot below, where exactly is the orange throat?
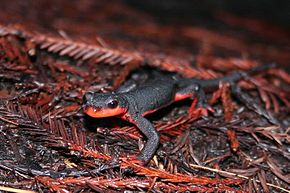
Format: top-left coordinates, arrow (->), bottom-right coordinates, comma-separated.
83,106 -> 127,118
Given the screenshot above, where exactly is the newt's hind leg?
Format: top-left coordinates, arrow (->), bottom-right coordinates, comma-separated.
175,84 -> 214,117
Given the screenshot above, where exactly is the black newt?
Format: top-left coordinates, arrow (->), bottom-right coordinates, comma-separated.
83,64 -> 273,164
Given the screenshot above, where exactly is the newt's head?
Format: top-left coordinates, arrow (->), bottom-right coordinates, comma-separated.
83,91 -> 128,118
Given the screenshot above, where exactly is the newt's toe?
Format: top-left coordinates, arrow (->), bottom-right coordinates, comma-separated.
189,99 -> 214,117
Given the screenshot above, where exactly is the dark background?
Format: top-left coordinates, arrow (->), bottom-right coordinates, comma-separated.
0,0 -> 289,69
1,0 -> 290,27
125,0 -> 290,27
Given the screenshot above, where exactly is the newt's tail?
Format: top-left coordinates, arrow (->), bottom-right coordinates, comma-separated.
196,63 -> 275,88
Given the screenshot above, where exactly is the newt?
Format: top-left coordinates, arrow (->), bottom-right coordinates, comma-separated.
83,64 -> 273,164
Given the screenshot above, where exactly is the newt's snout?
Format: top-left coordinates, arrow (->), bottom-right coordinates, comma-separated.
83,105 -> 127,118
83,91 -> 128,118
83,91 -> 94,104
83,106 -> 102,117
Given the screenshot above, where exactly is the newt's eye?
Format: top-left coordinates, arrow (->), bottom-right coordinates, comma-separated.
107,99 -> 119,109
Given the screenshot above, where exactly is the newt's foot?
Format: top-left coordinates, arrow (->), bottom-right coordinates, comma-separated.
137,154 -> 151,165
189,106 -> 214,117
189,99 -> 214,117
124,155 -> 145,165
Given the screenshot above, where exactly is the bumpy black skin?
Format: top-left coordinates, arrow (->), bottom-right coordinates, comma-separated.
83,64 -> 272,164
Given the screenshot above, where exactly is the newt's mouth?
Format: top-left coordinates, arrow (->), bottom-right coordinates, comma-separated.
83,105 -> 126,118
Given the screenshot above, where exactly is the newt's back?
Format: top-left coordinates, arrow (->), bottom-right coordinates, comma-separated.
122,73 -> 178,114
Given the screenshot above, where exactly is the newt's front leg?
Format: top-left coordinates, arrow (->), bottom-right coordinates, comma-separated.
122,113 -> 160,164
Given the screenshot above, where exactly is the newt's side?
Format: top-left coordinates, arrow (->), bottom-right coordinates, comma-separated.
83,64 -> 273,164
